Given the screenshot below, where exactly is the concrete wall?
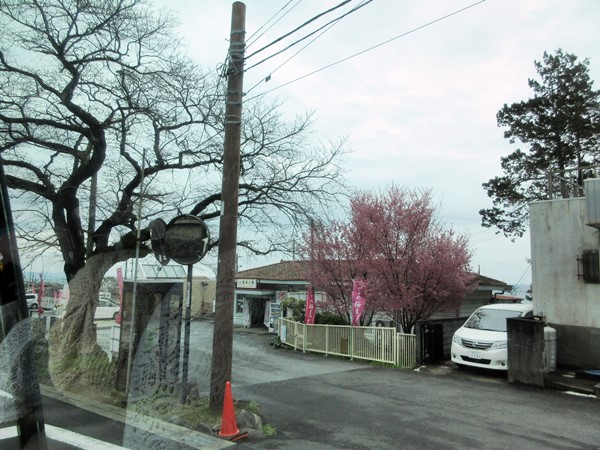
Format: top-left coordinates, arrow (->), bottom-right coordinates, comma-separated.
529,197 -> 600,368
530,198 -> 600,328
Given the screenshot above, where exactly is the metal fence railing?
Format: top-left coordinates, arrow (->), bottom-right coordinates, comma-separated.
278,318 -> 417,368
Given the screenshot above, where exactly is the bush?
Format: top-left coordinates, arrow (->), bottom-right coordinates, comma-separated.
315,312 -> 347,325
281,297 -> 305,322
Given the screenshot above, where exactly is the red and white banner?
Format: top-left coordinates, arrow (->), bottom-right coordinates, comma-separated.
305,286 -> 316,324
351,280 -> 368,326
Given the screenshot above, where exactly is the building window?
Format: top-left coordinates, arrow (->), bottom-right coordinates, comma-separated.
578,250 -> 600,283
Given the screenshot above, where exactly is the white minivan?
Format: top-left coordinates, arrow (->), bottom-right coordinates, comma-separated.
451,302 -> 533,370
25,293 -> 38,310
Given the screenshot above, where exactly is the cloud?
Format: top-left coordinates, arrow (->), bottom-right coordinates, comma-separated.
159,0 -> 600,285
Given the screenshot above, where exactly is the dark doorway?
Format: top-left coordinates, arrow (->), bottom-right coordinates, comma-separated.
249,298 -> 267,328
421,322 -> 444,364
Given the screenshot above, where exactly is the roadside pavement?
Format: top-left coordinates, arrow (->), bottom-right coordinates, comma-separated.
418,360 -> 600,397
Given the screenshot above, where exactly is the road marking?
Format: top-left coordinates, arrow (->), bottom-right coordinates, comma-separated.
0,425 -> 130,449
563,391 -> 598,399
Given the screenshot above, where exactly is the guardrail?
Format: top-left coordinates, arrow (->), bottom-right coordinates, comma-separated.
278,318 -> 416,368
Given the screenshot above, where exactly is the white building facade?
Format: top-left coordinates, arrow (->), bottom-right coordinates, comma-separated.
529,179 -> 600,368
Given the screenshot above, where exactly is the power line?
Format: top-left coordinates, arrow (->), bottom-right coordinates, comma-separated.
441,216 -> 481,221
246,0 -> 372,95
246,0 -> 487,101
246,0 -> 301,49
245,0 -> 354,61
245,0 -> 372,72
512,262 -> 531,288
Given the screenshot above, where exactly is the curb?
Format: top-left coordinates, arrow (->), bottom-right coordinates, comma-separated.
41,385 -> 234,449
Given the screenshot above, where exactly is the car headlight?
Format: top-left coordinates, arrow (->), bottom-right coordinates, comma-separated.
452,334 -> 462,345
490,340 -> 507,349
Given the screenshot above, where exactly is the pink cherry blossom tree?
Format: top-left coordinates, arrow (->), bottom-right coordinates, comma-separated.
302,185 -> 475,332
302,219 -> 374,325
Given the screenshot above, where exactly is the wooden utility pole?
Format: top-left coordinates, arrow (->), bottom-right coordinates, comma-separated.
210,1 -> 246,412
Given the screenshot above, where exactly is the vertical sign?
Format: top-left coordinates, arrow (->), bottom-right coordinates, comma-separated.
352,280 -> 368,326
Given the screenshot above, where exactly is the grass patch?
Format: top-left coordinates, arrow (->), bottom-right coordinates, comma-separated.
130,389 -> 276,435
131,390 -> 221,432
263,423 -> 277,436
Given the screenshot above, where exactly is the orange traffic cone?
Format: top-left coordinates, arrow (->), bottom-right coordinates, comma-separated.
218,381 -> 248,441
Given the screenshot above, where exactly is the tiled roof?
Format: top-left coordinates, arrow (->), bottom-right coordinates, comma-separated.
235,260 -> 510,288
235,260 -> 309,281
476,274 -> 510,288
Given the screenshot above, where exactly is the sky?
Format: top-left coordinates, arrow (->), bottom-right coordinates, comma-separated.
152,0 -> 600,291
21,0 -> 600,292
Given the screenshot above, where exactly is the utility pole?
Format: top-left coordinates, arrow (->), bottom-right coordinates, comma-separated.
210,1 -> 246,412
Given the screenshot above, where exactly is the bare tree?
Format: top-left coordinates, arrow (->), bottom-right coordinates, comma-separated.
0,0 -> 347,388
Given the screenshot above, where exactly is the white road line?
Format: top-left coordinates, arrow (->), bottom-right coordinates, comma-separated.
0,425 -> 130,449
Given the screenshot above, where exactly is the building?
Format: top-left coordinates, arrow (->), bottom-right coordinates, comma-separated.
235,261 -> 309,328
120,263 -> 216,319
529,178 -> 600,369
234,260 -> 511,328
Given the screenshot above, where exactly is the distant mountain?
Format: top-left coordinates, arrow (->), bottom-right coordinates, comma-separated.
22,271 -> 67,283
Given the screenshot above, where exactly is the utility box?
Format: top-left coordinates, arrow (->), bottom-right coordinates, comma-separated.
507,317 -> 545,387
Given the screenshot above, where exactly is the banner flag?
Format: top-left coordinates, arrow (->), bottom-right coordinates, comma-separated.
305,286 -> 316,324
351,280 -> 368,326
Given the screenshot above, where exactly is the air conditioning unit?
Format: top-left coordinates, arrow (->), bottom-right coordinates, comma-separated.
585,178 -> 600,229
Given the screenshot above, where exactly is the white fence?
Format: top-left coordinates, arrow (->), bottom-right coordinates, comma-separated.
278,318 -> 416,368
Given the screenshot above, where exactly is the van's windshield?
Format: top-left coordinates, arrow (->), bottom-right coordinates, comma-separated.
464,308 -> 524,332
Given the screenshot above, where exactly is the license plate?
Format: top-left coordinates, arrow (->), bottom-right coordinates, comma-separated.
468,351 -> 482,360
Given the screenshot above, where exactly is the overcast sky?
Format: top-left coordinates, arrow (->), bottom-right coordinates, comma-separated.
154,0 -> 600,290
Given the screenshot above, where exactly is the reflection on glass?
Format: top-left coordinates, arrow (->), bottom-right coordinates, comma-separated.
464,308 -> 524,332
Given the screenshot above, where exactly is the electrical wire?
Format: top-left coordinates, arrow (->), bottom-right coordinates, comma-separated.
245,0 -> 371,95
513,262 -> 531,286
441,216 -> 482,221
245,0 -> 354,61
245,0 -> 372,72
246,0 -> 301,49
246,0 -> 487,102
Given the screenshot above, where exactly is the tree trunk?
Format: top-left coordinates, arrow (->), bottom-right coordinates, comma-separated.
48,249 -> 137,391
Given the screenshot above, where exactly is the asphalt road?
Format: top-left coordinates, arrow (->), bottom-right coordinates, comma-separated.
236,365 -> 599,449
95,321 -> 600,449
171,321 -> 600,449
